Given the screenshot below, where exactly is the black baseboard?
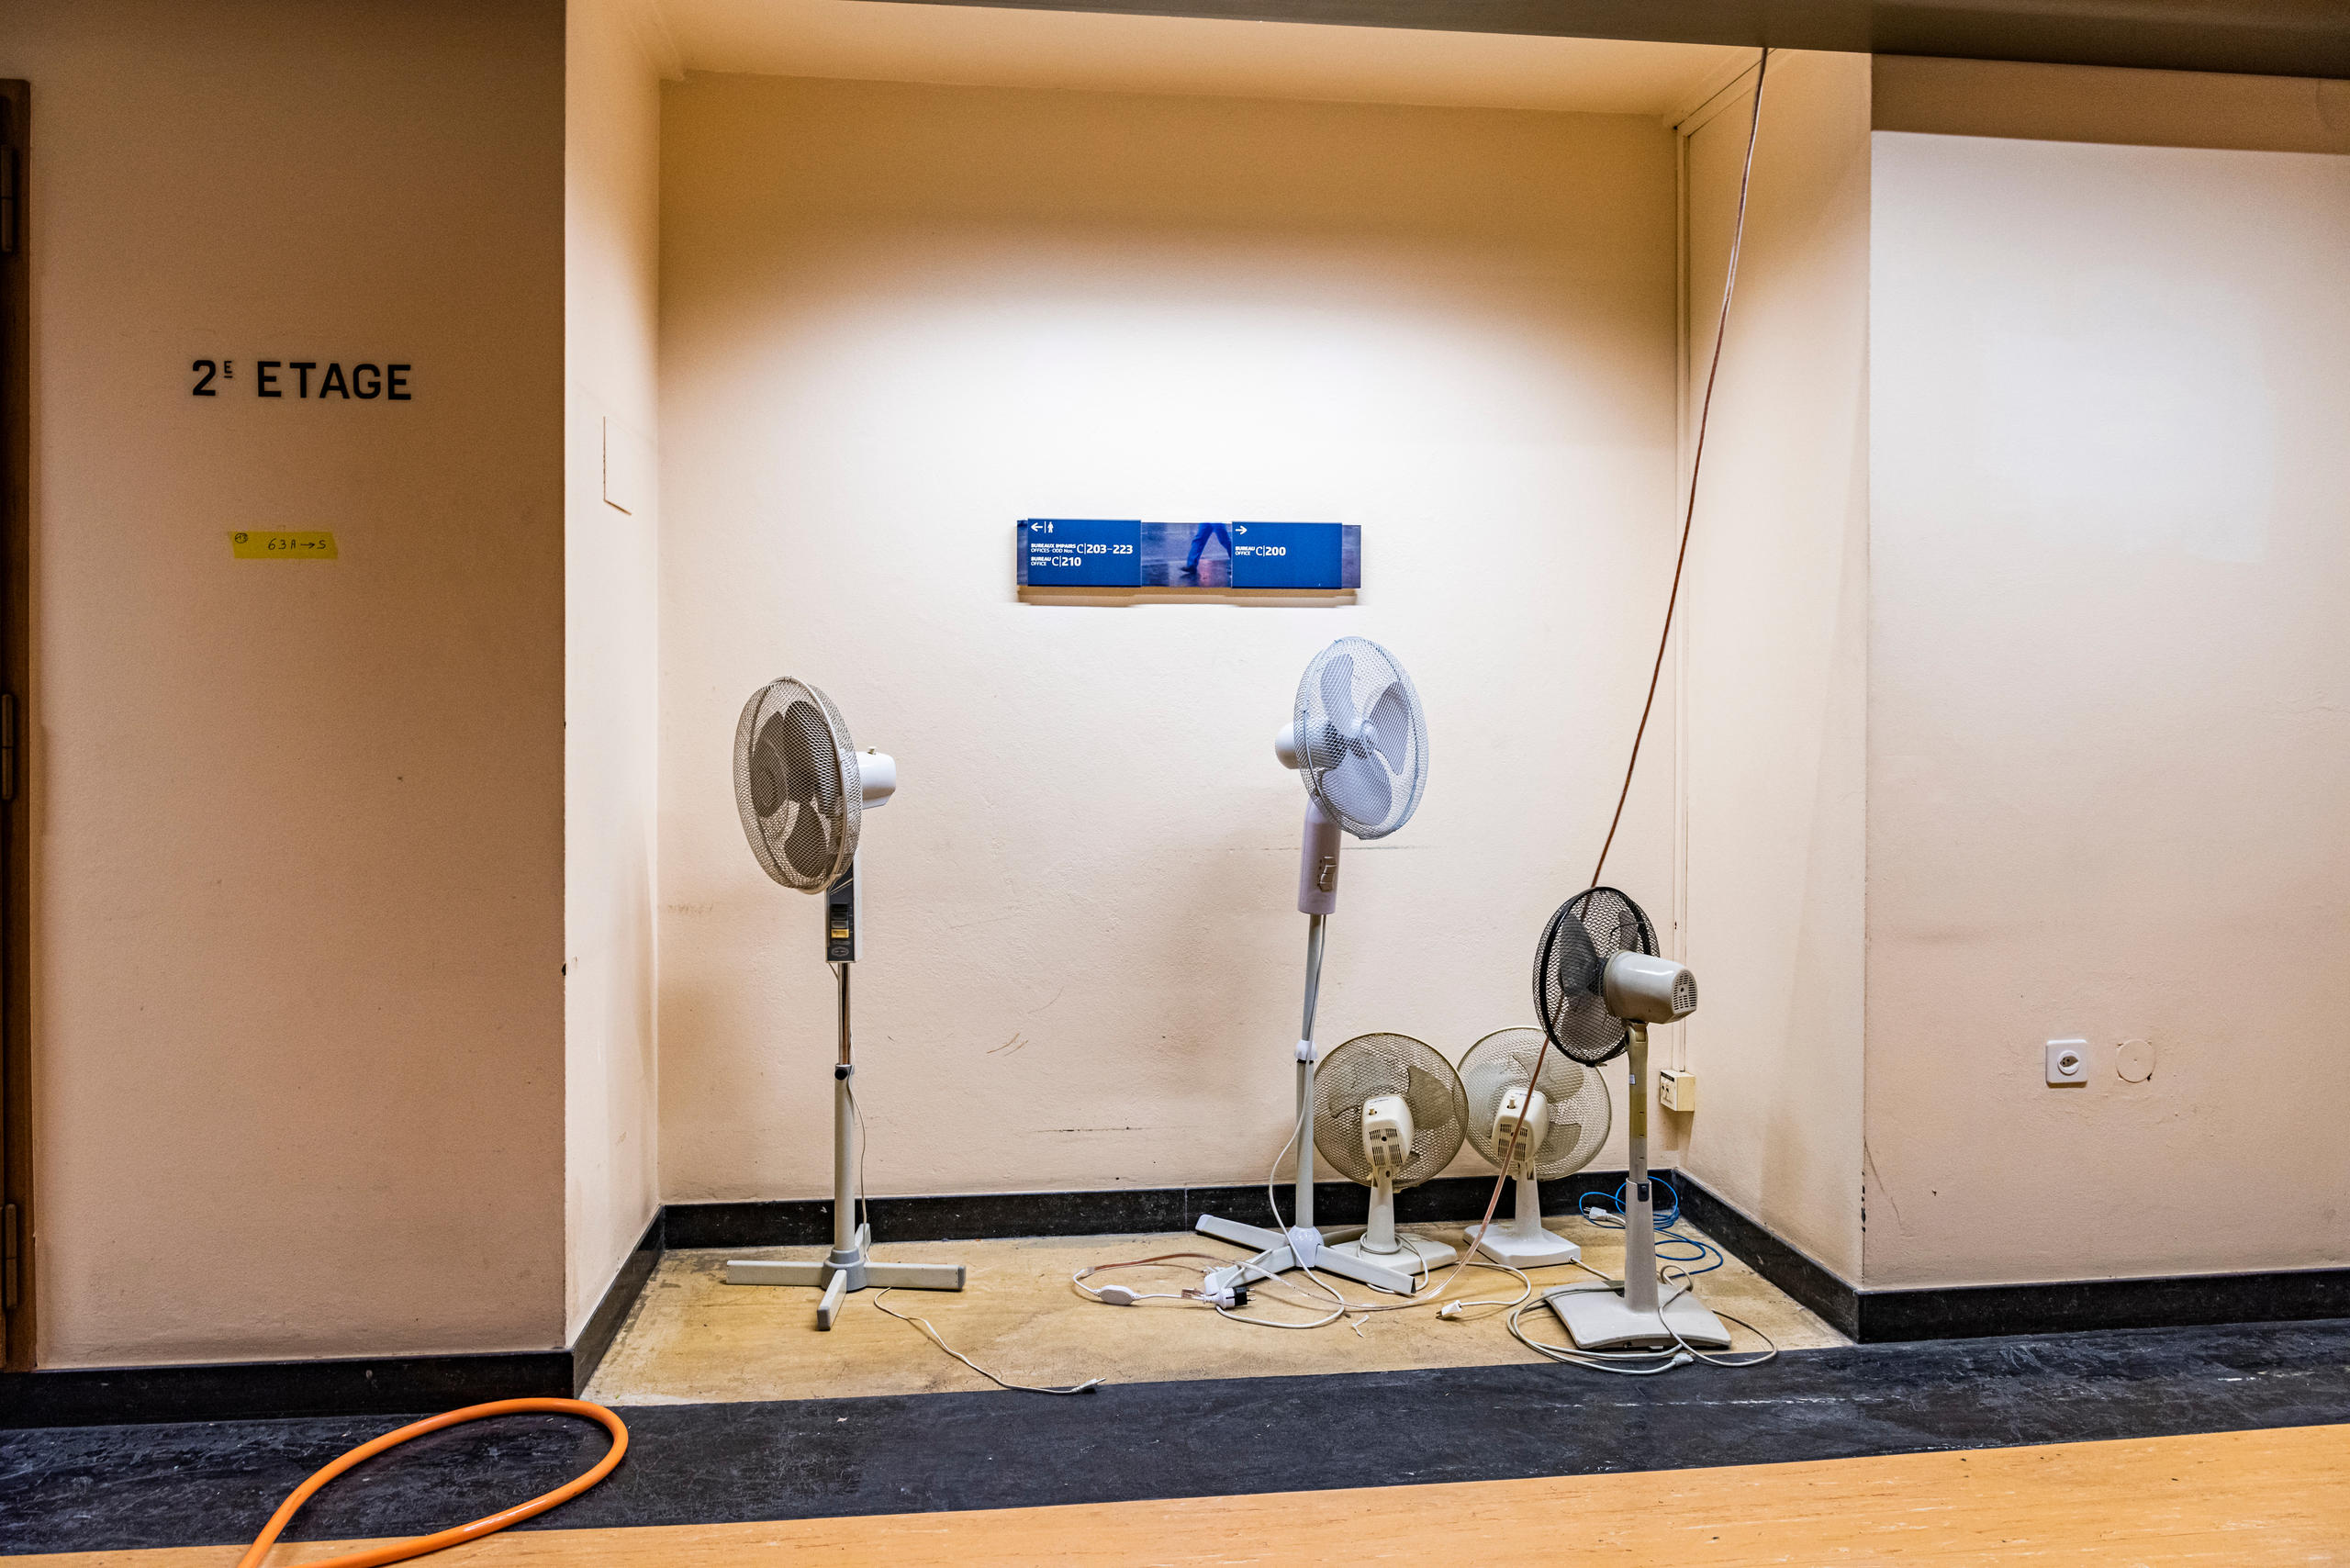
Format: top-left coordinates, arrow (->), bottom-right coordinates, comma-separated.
1853,1266 -> 2350,1343
572,1211 -> 665,1394
0,1210 -> 666,1429
662,1170 -> 1635,1250
1672,1174 -> 1860,1338
662,1170 -> 1635,1260
1655,1173 -> 2350,1346
0,1350 -> 575,1429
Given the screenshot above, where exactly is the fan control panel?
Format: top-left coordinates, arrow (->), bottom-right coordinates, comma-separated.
825,868 -> 861,962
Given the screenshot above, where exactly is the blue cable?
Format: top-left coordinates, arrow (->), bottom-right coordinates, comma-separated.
1574,1174 -> 1725,1276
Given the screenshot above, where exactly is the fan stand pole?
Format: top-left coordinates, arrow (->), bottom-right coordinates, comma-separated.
831,962 -> 857,1262
1622,1022 -> 1659,1317
1293,912 -> 1325,1232
725,871 -> 967,1328
1544,1023 -> 1729,1350
1195,908 -> 1421,1297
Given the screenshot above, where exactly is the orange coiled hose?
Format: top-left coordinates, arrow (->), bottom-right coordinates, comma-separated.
234,1397 -> 629,1568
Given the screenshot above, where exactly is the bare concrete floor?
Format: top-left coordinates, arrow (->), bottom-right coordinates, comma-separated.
585,1216 -> 1847,1406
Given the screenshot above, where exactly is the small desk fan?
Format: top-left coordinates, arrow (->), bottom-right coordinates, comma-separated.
1311,1033 -> 1468,1278
1534,889 -> 1726,1350
722,678 -> 966,1329
1198,636 -> 1430,1296
1458,1026 -> 1609,1269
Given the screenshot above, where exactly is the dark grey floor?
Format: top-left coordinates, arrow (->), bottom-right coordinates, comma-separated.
6,1319 -> 2350,1555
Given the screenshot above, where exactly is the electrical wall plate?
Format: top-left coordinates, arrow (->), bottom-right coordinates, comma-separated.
1658,1067 -> 1695,1112
2045,1037 -> 2089,1086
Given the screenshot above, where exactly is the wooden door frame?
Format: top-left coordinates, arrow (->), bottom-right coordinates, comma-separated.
2,78 -> 32,1371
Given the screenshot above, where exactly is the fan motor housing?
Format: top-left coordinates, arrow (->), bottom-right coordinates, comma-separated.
1602,952 -> 1699,1025
1361,1093 -> 1412,1173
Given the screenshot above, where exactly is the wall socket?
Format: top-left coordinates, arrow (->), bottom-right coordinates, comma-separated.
2045,1038 -> 2089,1086
1659,1067 -> 1695,1112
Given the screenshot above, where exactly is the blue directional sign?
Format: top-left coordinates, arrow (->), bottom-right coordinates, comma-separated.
1017,519 -> 1359,591
1229,521 -> 1351,590
1016,519 -> 1142,588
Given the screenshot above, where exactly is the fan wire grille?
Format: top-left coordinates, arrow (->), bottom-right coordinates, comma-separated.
1458,1027 -> 1611,1181
1310,1034 -> 1467,1189
1294,637 -> 1427,841
733,678 -> 862,892
1533,886 -> 1658,1067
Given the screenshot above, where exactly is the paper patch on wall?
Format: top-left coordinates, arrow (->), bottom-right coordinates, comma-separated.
229,531 -> 338,559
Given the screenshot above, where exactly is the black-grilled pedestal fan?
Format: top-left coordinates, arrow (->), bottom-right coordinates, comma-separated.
1534,889 -> 1729,1350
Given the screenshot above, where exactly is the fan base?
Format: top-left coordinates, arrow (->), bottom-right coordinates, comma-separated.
1467,1225 -> 1583,1270
1195,1214 -> 1427,1295
1323,1230 -> 1458,1283
1543,1282 -> 1731,1351
727,1226 -> 965,1330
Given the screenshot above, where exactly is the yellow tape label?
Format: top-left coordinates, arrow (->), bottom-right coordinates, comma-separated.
229,531 -> 339,560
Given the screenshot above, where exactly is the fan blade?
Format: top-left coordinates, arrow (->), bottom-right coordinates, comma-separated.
780,700 -> 839,814
781,802 -> 833,880
1319,654 -> 1360,738
1547,913 -> 1605,997
1317,750 -> 1392,827
749,714 -> 791,818
1550,1122 -> 1581,1162
1304,718 -> 1349,774
1363,682 -> 1411,775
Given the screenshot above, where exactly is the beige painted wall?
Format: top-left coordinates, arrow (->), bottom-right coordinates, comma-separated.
1865,117 -> 2350,1285
564,0 -> 666,1342
1674,51 -> 1871,1281
657,76 -> 1684,1204
5,0 -> 569,1363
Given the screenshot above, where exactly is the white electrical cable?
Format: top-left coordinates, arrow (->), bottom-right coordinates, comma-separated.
1237,1081 -> 1359,1328
1075,1069 -> 1552,1331
1654,1262 -> 1779,1370
847,1081 -> 1104,1394
871,1290 -> 1102,1395
1244,1104 -> 1538,1326
1505,1259 -> 1779,1376
845,1078 -> 872,1241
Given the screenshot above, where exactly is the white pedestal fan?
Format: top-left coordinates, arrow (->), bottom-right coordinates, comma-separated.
721,678 -> 965,1329
1457,1026 -> 1610,1270
1533,889 -> 1729,1351
1198,636 -> 1431,1297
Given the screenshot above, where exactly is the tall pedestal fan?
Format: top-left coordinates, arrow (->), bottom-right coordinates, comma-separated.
722,678 -> 965,1329
1198,637 -> 1431,1297
1533,889 -> 1728,1350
